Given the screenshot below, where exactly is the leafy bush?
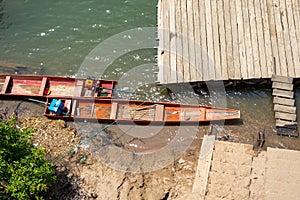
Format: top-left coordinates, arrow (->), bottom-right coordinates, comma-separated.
0,118 -> 56,199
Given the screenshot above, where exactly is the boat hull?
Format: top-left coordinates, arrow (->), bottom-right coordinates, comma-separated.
44,97 -> 240,124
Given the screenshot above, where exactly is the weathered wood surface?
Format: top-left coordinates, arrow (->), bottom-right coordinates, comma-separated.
272,82 -> 293,91
272,89 -> 294,98
275,112 -> 297,121
157,0 -> 300,84
192,135 -> 215,197
273,97 -> 295,106
271,75 -> 293,83
274,104 -> 296,114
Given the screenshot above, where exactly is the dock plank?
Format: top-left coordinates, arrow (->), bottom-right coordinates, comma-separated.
249,0 -> 262,78
163,0 -> 171,83
175,0 -> 183,82
261,0 -> 274,77
292,0 -> 300,77
272,82 -> 294,91
169,0 -> 177,83
187,0 -> 196,82
275,112 -> 297,121
273,0 -> 288,76
199,0 -> 208,81
242,0 -> 254,78
254,0 -> 268,78
236,0 -> 248,79
279,0 -> 295,77
157,0 -> 164,83
224,0 -> 234,79
211,0 -> 222,80
271,75 -> 293,83
286,0 -> 300,77
230,0 -> 241,79
273,96 -> 295,106
205,0 -> 215,80
273,89 -> 294,98
274,104 -> 296,114
180,0 -> 189,82
193,0 -> 203,81
217,0 -> 228,80
267,0 -> 281,75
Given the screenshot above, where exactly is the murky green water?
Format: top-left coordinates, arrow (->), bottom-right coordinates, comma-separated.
0,0 -> 156,75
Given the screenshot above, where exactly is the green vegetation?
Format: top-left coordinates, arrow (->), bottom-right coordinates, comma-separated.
0,118 -> 56,199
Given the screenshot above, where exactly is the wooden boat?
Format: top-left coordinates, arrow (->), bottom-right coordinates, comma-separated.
44,97 -> 240,124
0,74 -> 117,99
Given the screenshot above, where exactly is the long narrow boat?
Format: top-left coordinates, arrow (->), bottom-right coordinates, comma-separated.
0,74 -> 117,99
44,97 -> 240,124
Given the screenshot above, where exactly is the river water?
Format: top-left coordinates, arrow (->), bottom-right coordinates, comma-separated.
0,0 -> 299,149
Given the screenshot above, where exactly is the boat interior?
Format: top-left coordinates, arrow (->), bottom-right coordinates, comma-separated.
0,75 -> 116,98
44,98 -> 240,124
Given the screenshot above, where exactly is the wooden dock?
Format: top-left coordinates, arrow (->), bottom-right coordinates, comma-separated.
157,0 -> 300,84
272,75 -> 298,137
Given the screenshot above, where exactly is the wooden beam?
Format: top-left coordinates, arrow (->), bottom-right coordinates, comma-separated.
236,0 -> 248,79
274,104 -> 296,114
230,0 -> 241,79
271,75 -> 293,83
39,77 -> 48,96
211,0 -> 221,80
193,0 -> 203,81
273,96 -> 295,106
155,104 -> 164,121
224,0 -> 234,79
273,89 -> 294,98
175,0 -> 183,82
110,102 -> 118,120
286,0 -> 300,77
261,0 -> 274,77
163,0 -> 171,83
272,82 -> 293,91
71,100 -> 77,117
267,0 -> 281,75
242,0 -> 254,78
255,0 -> 268,78
217,0 -> 228,80
205,0 -> 215,80
279,0 -> 295,77
249,0 -> 262,78
273,0 -> 288,76
187,0 -> 197,82
275,112 -> 297,121
169,0 -> 177,83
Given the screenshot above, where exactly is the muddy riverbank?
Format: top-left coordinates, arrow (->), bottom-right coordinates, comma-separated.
1,98 -> 300,199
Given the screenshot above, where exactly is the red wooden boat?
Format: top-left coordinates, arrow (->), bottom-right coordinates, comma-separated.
44,97 -> 240,124
0,74 -> 117,99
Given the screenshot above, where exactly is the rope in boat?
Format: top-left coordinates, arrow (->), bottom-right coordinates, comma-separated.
51,121 -> 117,163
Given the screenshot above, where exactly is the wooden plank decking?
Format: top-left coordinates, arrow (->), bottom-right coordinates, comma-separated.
157,0 -> 300,84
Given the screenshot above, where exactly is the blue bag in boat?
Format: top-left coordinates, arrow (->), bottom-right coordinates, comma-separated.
48,99 -> 64,115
